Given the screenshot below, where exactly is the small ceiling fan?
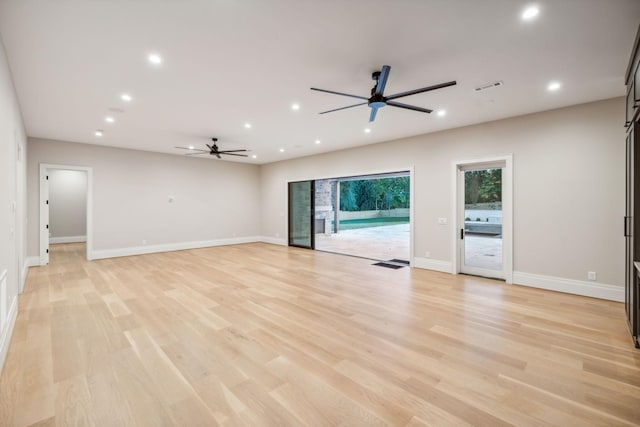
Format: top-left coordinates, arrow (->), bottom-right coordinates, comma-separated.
311,65 -> 456,122
175,138 -> 248,159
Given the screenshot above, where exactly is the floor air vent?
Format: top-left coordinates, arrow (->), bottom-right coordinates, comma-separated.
373,262 -> 404,269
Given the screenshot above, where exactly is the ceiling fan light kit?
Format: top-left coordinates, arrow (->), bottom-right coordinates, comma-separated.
311,65 -> 456,122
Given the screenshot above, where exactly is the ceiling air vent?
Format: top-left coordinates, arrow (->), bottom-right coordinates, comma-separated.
474,81 -> 504,92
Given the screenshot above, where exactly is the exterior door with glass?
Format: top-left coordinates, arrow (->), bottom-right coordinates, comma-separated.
459,164 -> 504,279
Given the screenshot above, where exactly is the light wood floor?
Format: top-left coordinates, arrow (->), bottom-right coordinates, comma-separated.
1,243 -> 639,426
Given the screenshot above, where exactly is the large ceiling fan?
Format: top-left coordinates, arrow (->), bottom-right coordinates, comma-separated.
175,138 -> 248,159
311,65 -> 456,122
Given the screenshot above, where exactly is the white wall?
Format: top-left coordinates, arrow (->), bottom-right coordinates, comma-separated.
0,36 -> 27,373
48,169 -> 87,241
27,139 -> 261,258
260,98 -> 625,295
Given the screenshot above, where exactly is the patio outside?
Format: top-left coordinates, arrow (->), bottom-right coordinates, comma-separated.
315,222 -> 410,261
316,223 -> 501,269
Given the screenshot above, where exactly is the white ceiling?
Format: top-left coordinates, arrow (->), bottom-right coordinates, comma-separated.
1,0 -> 639,164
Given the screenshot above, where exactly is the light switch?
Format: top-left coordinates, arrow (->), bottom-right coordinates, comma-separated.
438,217 -> 447,225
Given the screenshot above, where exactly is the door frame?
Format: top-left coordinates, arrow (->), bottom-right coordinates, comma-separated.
451,155 -> 513,283
285,166 -> 415,264
15,133 -> 24,292
39,164 -> 94,264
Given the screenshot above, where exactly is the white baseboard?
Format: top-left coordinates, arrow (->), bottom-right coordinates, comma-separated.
0,296 -> 18,377
21,257 -> 41,292
17,257 -> 40,293
512,271 -> 624,302
91,236 -> 263,260
258,236 -> 287,246
413,257 -> 453,273
50,235 -> 86,244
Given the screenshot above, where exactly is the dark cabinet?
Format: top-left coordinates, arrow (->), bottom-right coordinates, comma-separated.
624,25 -> 640,348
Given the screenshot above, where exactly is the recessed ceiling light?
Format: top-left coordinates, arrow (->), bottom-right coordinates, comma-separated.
105,116 -> 115,123
94,130 -> 104,137
121,93 -> 132,102
315,139 -> 321,144
252,154 -> 257,159
279,148 -> 285,152
244,123 -> 252,129
364,128 -> 371,133
188,145 -> 194,150
291,103 -> 300,110
547,81 -> 561,91
437,110 -> 447,117
148,53 -> 162,65
521,5 -> 539,21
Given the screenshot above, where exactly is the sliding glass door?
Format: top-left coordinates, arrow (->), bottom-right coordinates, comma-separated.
288,181 -> 315,248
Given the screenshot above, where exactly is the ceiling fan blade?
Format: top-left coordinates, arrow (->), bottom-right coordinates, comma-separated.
218,149 -> 249,153
216,153 -> 221,159
184,152 -> 211,156
385,80 -> 457,101
386,101 -> 433,114
369,106 -> 379,122
310,88 -> 368,100
206,144 -> 213,150
319,102 -> 368,114
175,146 -> 208,152
221,153 -> 249,157
374,65 -> 391,95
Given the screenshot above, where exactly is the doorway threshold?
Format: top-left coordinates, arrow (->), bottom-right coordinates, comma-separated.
460,273 -> 505,282
315,249 -> 410,268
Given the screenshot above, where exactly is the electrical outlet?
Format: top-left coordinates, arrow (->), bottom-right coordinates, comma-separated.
438,217 -> 447,225
425,251 -> 431,258
587,271 -> 597,281
142,240 -> 147,245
